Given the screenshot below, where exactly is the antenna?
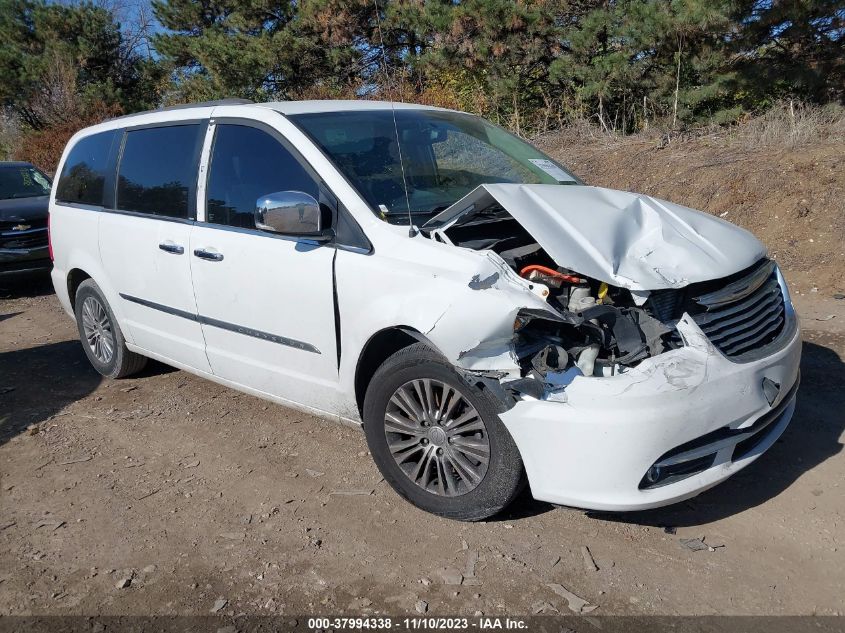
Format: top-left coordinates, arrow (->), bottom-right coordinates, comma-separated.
371,0 -> 416,237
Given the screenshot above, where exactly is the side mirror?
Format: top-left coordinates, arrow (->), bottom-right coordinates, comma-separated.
254,191 -> 331,240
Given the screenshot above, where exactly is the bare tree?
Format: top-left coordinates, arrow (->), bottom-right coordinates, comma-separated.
27,50 -> 82,128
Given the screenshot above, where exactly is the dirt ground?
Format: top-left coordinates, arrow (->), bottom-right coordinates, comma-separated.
1,275 -> 844,619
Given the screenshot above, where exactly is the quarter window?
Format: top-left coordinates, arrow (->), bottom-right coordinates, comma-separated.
116,125 -> 202,219
206,124 -> 319,228
55,130 -> 118,205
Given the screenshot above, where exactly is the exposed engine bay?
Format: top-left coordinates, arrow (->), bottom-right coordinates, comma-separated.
424,204 -> 674,387
422,189 -> 783,400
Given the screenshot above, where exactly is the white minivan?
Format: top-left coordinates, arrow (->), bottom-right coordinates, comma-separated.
50,99 -> 801,520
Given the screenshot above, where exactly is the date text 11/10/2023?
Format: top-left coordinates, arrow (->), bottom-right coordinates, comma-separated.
306,617 -> 529,630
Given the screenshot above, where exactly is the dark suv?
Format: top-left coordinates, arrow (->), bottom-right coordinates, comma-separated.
0,161 -> 52,278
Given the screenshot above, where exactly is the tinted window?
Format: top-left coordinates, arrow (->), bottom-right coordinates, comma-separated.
117,125 -> 202,218
206,124 -> 318,228
55,130 -> 117,205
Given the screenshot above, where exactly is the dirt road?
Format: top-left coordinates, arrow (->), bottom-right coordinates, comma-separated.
1,279 -> 844,617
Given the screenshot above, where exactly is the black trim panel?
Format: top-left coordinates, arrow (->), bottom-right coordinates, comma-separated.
119,293 -> 320,354
119,293 -> 198,321
198,315 -> 320,354
331,248 -> 341,369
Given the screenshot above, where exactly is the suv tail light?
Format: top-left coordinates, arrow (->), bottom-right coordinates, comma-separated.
47,212 -> 53,261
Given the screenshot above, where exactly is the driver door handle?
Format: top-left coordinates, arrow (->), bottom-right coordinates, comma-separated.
193,248 -> 224,262
158,241 -> 184,255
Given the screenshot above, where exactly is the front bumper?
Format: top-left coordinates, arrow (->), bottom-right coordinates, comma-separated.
0,245 -> 51,277
501,309 -> 801,512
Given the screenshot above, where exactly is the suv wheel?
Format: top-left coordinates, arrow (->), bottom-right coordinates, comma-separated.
363,343 -> 525,521
74,279 -> 147,378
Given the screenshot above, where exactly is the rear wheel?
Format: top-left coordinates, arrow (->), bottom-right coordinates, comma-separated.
74,279 -> 146,378
363,343 -> 525,521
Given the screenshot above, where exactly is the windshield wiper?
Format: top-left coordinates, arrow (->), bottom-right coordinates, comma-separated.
384,207 -> 449,218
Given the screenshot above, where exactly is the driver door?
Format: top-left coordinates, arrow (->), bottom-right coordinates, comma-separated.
189,119 -> 340,412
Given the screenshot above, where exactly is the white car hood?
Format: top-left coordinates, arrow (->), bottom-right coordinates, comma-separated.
427,184 -> 767,291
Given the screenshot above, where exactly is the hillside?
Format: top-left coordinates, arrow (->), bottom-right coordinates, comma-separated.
536,114 -> 845,298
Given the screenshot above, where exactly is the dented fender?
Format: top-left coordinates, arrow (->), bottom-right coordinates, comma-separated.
334,239 -> 570,415
422,251 -> 563,373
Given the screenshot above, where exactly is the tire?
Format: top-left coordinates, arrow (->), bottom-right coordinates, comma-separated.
363,343 -> 525,521
74,279 -> 147,379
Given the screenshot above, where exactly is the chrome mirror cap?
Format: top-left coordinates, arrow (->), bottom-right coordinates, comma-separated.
255,191 -> 322,236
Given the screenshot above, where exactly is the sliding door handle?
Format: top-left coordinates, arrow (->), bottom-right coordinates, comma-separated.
158,241 -> 184,255
193,248 -> 224,262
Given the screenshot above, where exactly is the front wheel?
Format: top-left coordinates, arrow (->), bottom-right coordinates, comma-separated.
363,343 -> 525,521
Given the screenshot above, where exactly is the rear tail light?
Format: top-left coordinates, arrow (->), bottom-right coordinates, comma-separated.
47,212 -> 53,261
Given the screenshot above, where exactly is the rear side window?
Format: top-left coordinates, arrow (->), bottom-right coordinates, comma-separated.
116,124 -> 202,219
55,130 -> 117,205
206,124 -> 319,228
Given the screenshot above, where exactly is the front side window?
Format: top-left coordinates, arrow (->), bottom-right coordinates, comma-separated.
205,124 -> 319,228
0,165 -> 51,200
289,110 -> 579,223
55,130 -> 117,205
116,125 -> 202,219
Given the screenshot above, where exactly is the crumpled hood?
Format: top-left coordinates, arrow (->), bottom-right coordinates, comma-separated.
427,184 -> 766,291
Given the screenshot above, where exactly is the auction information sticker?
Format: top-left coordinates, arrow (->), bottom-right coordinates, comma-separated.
527,158 -> 576,182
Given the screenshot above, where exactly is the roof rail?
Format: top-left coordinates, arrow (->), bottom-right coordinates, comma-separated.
158,98 -> 255,111
105,98 -> 255,123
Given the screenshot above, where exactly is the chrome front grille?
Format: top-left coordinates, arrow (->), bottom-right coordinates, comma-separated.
0,219 -> 48,250
690,261 -> 786,359
645,288 -> 682,322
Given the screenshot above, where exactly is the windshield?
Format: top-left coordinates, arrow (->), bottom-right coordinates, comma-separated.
0,165 -> 52,200
289,109 -> 579,222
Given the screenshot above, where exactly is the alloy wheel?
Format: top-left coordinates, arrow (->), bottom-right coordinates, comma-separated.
384,378 -> 490,496
81,296 -> 115,364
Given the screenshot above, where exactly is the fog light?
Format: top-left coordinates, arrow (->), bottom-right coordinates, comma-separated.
645,465 -> 662,484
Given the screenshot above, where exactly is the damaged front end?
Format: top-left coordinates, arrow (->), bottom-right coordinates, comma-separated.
421,184 -> 787,405
456,257 -> 678,404
509,296 -> 673,399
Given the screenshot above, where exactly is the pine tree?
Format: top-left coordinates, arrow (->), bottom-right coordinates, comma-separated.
152,0 -> 363,102
553,0 -> 740,129
731,0 -> 844,104
0,0 -> 163,129
415,0 -> 566,131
